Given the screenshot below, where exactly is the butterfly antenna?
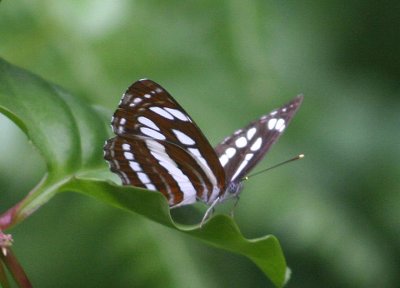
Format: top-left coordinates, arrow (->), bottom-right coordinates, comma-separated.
242,154 -> 304,181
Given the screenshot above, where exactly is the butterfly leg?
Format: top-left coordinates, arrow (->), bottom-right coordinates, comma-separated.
200,197 -> 220,227
230,196 -> 240,218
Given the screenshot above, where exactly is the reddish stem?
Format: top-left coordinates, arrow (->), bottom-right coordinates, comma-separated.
0,232 -> 32,288
0,203 -> 22,230
0,175 -> 48,230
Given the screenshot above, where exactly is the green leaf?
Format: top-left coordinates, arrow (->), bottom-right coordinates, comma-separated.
0,58 -> 289,287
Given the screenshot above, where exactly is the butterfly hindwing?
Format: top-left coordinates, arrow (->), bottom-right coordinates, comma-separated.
215,95 -> 303,182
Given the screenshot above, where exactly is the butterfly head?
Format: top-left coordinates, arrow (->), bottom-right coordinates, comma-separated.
222,181 -> 244,201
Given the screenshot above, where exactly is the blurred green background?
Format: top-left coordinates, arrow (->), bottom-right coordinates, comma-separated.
1,1 -> 399,287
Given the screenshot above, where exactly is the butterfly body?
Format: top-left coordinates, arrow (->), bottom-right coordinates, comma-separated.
104,79 -> 302,211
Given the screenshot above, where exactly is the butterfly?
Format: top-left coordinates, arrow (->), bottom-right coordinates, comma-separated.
104,79 -> 303,224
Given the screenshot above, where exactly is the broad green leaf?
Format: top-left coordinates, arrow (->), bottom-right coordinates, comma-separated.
0,58 -> 289,287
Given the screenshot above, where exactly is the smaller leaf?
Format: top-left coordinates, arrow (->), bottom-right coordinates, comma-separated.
61,178 -> 288,287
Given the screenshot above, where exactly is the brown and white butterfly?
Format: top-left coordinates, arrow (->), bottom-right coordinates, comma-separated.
104,79 -> 303,223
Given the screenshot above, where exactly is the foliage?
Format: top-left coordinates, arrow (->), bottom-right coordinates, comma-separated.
1,1 -> 399,287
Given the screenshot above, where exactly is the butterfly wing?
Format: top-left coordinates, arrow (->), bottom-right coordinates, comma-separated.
104,79 -> 226,207
215,95 -> 303,182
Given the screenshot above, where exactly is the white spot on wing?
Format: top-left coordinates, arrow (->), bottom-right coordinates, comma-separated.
138,116 -> 160,131
146,140 -> 165,152
226,147 -> 236,158
140,127 -> 166,140
270,110 -> 277,116
145,183 -> 156,190
124,152 -> 134,160
158,160 -> 178,175
129,161 -> 141,171
137,172 -> 150,184
231,153 -> 254,180
250,137 -> 262,151
130,98 -> 142,107
245,153 -> 253,161
164,107 -> 189,121
188,148 -> 202,158
122,144 -> 131,150
235,137 -> 247,148
173,129 -> 195,145
149,107 -> 174,120
231,160 -> 249,180
268,118 -> 277,130
120,118 -> 126,125
233,129 -> 242,136
275,118 -> 286,132
219,154 -> 229,166
144,94 -> 151,98
246,127 -> 256,140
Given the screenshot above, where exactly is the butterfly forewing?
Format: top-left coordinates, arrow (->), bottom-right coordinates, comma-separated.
215,95 -> 303,182
104,79 -> 226,206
